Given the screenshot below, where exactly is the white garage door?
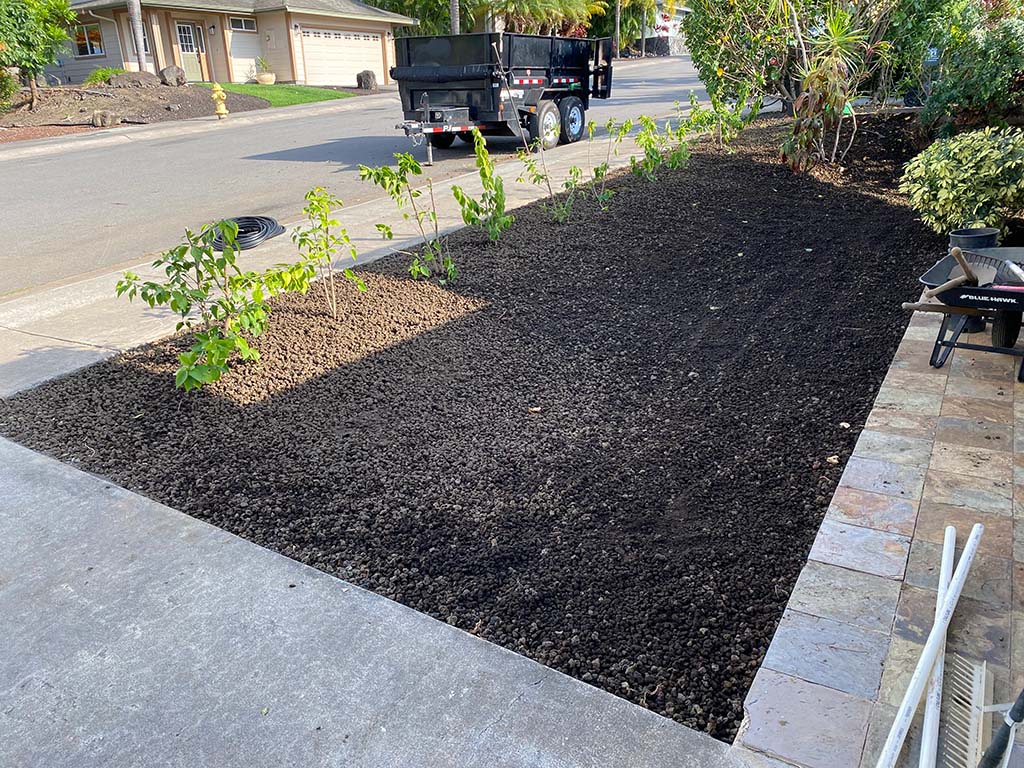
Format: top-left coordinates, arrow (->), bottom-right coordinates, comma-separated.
229,32 -> 262,82
301,28 -> 382,86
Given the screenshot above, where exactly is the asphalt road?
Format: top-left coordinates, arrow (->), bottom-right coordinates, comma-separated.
0,55 -> 704,297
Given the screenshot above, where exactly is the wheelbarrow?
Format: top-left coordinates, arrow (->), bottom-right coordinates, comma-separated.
903,247 -> 1024,382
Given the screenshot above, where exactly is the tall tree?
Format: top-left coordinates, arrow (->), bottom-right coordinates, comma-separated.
614,0 -> 621,54
450,0 -> 460,32
126,0 -> 147,72
0,0 -> 74,109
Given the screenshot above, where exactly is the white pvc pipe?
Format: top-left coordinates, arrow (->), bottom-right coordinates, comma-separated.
919,525 -> 957,768
876,523 -> 985,768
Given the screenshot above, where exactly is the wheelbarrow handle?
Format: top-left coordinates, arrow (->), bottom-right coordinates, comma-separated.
902,302 -> 985,316
951,247 -> 978,284
924,274 -> 970,299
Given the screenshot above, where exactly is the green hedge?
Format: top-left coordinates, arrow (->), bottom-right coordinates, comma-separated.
901,126 -> 1024,235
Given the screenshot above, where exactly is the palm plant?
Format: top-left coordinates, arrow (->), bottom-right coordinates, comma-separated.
126,0 -> 147,72
780,1 -> 894,170
450,0 -> 460,33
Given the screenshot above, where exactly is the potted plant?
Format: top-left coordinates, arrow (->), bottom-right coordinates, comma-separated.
255,56 -> 275,85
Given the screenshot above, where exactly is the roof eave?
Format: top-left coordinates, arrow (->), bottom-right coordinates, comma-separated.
280,5 -> 416,25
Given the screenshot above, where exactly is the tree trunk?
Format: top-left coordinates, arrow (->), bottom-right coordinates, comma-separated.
28,74 -> 38,111
127,0 -> 148,73
449,0 -> 460,35
614,0 -> 621,57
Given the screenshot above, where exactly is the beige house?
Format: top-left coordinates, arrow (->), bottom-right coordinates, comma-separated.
46,0 -> 416,87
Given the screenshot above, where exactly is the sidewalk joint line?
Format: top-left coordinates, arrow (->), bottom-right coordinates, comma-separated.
0,323 -> 116,351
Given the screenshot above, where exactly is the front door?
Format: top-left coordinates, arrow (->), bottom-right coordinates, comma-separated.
176,22 -> 204,81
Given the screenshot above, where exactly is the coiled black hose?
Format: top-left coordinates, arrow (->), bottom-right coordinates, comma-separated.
213,216 -> 285,251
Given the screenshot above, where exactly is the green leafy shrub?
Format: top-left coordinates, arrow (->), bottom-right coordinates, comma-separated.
517,141 -> 558,219
517,140 -> 581,224
0,68 -> 18,109
360,153 -> 455,283
292,186 -> 365,320
680,89 -> 758,149
923,17 -> 1024,129
586,117 -> 631,209
553,164 -> 582,224
83,66 -> 125,85
630,114 -> 691,180
451,129 -> 514,241
116,220 -> 314,390
900,126 -> 1024,234
0,0 -> 76,108
882,0 -> 971,99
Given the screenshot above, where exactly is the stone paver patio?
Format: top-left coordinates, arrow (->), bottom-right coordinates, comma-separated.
733,308 -> 1021,767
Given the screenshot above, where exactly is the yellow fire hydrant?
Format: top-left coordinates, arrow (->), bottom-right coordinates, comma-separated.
210,82 -> 229,120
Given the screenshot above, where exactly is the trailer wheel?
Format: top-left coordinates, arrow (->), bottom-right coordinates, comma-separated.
529,100 -> 561,151
457,131 -> 475,144
429,133 -> 455,149
992,310 -> 1022,348
558,96 -> 585,143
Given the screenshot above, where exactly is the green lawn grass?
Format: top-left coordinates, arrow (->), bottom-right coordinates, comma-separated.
198,83 -> 354,107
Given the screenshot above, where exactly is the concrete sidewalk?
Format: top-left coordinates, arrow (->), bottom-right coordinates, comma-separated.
0,436 -> 738,768
0,133 -> 646,397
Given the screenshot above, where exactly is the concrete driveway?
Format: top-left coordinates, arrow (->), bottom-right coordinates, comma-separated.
0,55 -> 705,298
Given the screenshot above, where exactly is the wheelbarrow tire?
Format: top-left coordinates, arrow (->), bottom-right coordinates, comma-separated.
429,133 -> 455,149
992,311 -> 1022,348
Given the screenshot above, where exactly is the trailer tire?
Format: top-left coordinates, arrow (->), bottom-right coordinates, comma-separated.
529,100 -> 561,151
429,133 -> 455,149
457,131 -> 475,144
992,311 -> 1022,348
558,96 -> 585,143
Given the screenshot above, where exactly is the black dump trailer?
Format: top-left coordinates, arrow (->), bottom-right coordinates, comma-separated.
391,32 -> 613,160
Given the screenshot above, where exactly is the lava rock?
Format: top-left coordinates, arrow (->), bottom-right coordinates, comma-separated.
159,65 -> 187,87
91,109 -> 120,127
109,71 -> 161,88
356,70 -> 377,91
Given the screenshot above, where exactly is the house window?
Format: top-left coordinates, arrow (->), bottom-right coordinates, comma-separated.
73,23 -> 104,57
229,17 -> 257,32
129,24 -> 150,55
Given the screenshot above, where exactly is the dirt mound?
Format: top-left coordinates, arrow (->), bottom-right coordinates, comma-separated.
0,84 -> 268,128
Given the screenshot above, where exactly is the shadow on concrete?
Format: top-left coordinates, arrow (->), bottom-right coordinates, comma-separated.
0,340 -> 113,398
243,134 -> 527,168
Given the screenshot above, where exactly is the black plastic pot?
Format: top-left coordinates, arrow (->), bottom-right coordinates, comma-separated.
949,227 -> 1000,250
947,229 -> 999,333
964,315 -> 988,333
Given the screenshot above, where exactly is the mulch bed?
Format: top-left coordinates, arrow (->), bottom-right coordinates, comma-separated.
0,85 -> 268,129
0,114 -> 942,741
